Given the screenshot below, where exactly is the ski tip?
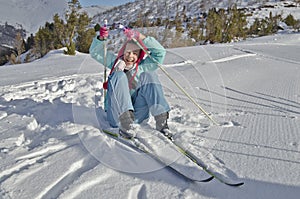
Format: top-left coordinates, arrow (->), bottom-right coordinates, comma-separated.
202,176 -> 214,182
187,176 -> 214,183
225,181 -> 245,187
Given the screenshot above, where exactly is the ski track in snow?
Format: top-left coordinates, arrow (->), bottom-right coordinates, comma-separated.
0,111 -> 7,120
163,53 -> 257,67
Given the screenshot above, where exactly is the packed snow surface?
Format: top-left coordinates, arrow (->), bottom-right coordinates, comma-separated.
0,33 -> 300,198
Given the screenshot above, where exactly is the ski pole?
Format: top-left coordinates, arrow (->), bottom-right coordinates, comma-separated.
132,38 -> 219,125
103,19 -> 108,99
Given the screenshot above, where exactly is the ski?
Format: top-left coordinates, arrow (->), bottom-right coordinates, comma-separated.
128,39 -> 244,187
103,127 -> 244,187
101,129 -> 214,183
157,131 -> 245,187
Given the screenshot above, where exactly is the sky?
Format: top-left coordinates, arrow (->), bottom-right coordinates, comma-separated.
79,0 -> 134,7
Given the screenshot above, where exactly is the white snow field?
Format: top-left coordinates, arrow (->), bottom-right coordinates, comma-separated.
0,33 -> 300,199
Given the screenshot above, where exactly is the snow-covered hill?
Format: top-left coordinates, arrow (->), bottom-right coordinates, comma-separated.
93,0 -> 300,27
1,0 -> 299,37
81,5 -> 113,17
0,32 -> 300,198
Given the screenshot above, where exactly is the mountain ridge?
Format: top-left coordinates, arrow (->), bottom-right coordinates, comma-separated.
0,0 -> 112,35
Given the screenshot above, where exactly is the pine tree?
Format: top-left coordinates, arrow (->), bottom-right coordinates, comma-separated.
205,8 -> 216,43
225,5 -> 247,42
284,14 -> 298,28
76,12 -> 93,53
34,21 -> 55,57
53,14 -> 65,49
248,18 -> 261,36
188,19 -> 205,43
25,34 -> 35,51
205,8 -> 224,43
64,0 -> 82,55
248,12 -> 282,37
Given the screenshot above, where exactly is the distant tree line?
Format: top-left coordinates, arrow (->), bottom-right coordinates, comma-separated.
129,3 -> 300,46
3,0 -> 300,65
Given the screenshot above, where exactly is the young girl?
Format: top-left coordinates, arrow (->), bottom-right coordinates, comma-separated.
89,25 -> 171,138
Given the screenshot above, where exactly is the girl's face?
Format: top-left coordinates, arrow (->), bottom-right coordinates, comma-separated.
124,43 -> 141,66
124,50 -> 140,66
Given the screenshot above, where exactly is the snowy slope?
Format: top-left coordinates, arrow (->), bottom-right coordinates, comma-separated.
93,0 -> 300,28
0,33 -> 300,198
81,5 -> 113,17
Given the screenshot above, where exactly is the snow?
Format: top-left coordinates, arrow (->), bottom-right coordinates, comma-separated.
0,33 -> 300,198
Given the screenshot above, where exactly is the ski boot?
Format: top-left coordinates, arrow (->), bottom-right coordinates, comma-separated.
155,112 -> 173,140
119,110 -> 135,139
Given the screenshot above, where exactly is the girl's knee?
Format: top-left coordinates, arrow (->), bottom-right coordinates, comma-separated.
140,72 -> 159,84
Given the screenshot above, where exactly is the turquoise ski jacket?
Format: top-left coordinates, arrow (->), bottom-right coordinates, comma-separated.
89,36 -> 166,94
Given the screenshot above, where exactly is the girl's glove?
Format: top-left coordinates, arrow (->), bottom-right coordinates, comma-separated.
94,23 -> 109,40
120,25 -> 140,40
100,26 -> 109,39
